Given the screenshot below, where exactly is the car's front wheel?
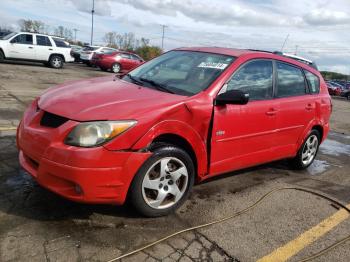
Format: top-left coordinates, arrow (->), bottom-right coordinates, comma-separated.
289,129 -> 320,169
49,55 -> 64,69
129,144 -> 195,217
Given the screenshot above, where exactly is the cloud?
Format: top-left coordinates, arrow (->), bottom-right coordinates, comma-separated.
120,0 -> 286,26
68,0 -> 112,16
303,8 -> 350,25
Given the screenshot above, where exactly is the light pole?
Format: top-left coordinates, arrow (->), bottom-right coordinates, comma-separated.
73,28 -> 79,42
161,24 -> 167,50
91,0 -> 95,45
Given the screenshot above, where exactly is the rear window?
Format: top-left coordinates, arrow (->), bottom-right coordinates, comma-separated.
83,46 -> 99,51
304,70 -> 320,94
53,38 -> 70,48
276,62 -> 306,97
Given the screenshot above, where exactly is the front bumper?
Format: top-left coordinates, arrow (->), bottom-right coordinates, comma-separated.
17,103 -> 151,204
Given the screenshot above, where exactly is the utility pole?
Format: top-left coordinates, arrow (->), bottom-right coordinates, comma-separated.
294,45 -> 298,55
73,28 -> 79,42
91,0 -> 95,45
161,24 -> 167,50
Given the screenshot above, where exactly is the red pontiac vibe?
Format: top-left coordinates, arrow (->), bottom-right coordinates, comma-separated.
17,48 -> 331,217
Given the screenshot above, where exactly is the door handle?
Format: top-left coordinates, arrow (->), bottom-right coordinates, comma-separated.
305,104 -> 313,110
266,108 -> 278,116
48,48 -> 53,50
28,46 -> 33,49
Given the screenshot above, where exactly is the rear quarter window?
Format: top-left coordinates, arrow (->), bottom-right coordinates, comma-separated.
304,70 -> 320,94
276,62 -> 306,97
53,38 -> 70,48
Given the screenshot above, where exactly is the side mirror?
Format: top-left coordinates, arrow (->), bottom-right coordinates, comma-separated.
10,39 -> 16,44
214,90 -> 249,106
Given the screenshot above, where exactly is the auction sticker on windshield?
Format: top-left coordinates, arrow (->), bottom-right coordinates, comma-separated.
197,62 -> 228,69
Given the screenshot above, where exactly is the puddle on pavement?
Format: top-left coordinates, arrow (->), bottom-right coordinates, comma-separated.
307,159 -> 330,175
319,139 -> 350,156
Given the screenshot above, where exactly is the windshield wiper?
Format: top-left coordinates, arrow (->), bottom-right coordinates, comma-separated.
139,77 -> 175,94
125,74 -> 144,86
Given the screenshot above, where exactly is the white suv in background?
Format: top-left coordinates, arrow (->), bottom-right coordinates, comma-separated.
0,32 -> 74,69
80,46 -> 118,66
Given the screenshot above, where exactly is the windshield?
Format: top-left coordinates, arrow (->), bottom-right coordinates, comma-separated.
123,50 -> 235,96
1,32 -> 16,40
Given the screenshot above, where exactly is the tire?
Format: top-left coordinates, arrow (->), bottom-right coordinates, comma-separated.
129,144 -> 195,217
0,50 -> 4,61
289,129 -> 321,170
49,55 -> 64,69
111,63 -> 121,73
347,94 -> 350,100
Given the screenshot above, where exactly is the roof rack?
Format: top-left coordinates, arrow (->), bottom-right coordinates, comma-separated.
248,49 -> 318,70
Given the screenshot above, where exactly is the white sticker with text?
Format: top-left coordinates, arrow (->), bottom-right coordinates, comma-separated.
197,62 -> 228,70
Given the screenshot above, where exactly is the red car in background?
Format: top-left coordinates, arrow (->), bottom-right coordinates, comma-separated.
326,81 -> 342,96
93,51 -> 144,73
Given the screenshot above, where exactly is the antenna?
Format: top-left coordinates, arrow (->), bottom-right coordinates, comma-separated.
281,34 -> 289,52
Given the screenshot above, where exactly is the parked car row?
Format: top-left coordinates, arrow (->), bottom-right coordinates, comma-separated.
326,80 -> 350,99
0,31 -> 145,73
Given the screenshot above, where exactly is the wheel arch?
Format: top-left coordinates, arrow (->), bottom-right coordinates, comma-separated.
132,120 -> 208,179
297,120 -> 326,151
49,53 -> 65,62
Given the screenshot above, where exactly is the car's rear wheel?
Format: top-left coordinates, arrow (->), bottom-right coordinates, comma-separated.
129,144 -> 195,217
289,130 -> 320,170
49,55 -> 64,69
111,63 -> 121,73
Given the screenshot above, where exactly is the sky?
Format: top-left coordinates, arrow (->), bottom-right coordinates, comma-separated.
1,0 -> 350,74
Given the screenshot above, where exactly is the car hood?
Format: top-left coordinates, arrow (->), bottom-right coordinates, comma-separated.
38,76 -> 188,121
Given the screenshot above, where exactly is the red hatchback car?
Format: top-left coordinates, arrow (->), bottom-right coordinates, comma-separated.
93,51 -> 144,73
17,47 -> 331,217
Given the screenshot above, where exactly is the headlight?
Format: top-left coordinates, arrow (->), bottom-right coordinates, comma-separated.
65,120 -> 137,147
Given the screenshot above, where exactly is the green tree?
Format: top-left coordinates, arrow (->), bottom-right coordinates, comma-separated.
135,45 -> 163,61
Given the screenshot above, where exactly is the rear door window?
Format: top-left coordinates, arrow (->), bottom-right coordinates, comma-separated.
276,62 -> 306,97
226,60 -> 273,100
304,70 -> 320,94
36,35 -> 52,46
11,34 -> 33,45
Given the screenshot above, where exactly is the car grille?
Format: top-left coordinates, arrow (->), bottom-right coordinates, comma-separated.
40,111 -> 68,128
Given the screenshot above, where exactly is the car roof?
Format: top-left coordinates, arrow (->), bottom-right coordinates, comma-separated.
174,47 -> 318,72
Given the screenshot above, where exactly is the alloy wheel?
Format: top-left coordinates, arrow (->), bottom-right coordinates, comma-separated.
301,134 -> 319,166
112,63 -> 120,73
52,58 -> 62,68
142,157 -> 188,209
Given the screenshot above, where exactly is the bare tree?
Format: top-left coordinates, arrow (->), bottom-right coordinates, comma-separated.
103,32 -> 117,48
54,26 -> 64,37
18,19 -> 45,33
